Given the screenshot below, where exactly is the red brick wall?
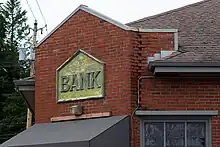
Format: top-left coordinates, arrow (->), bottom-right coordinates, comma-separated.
35,10 -> 134,123
135,78 -> 220,147
35,7 -> 220,145
35,8 -> 175,147
141,79 -> 220,110
131,33 -> 220,147
131,31 -> 220,147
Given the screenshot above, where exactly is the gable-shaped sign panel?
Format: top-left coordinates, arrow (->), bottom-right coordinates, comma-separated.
56,50 -> 104,102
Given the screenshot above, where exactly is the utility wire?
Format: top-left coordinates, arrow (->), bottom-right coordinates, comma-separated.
35,0 -> 47,31
25,0 -> 36,20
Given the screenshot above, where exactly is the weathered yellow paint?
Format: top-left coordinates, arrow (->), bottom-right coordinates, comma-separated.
57,50 -> 104,102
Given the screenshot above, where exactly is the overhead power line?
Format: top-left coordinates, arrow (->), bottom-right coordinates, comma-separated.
35,0 -> 47,31
25,0 -> 36,20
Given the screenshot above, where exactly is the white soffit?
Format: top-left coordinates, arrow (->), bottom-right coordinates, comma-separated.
36,5 -> 177,47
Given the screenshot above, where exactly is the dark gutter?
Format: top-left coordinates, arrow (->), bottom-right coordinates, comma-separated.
149,61 -> 220,76
14,79 -> 35,87
149,61 -> 220,71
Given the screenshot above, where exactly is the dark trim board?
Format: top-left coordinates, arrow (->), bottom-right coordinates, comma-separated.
149,62 -> 220,76
149,62 -> 220,68
136,110 -> 219,116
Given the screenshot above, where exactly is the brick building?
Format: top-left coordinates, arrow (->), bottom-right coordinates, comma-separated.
1,0 -> 220,147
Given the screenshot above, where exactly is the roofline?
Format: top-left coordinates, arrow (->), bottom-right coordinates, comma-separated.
36,5 -> 177,47
149,62 -> 220,73
149,62 -> 220,69
127,0 -> 210,25
136,28 -> 178,33
154,67 -> 220,75
36,5 -> 129,47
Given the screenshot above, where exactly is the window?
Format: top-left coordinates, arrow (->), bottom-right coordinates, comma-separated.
141,119 -> 211,147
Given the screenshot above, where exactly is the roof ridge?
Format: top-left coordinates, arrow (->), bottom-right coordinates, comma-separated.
127,0 -> 211,25
36,5 -> 131,47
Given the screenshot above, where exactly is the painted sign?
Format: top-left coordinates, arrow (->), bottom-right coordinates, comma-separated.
56,50 -> 104,102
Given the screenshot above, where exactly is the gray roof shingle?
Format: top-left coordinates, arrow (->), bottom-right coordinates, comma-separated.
127,0 -> 220,63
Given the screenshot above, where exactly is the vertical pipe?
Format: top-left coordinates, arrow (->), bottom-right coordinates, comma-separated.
26,20 -> 37,129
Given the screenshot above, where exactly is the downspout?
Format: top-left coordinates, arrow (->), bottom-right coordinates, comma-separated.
137,76 -> 155,108
131,76 -> 154,147
131,76 -> 155,116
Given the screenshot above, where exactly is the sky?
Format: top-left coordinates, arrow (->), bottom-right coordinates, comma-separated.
3,0 -> 202,42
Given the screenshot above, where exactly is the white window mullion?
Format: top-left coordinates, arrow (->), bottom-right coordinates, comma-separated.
164,122 -> 166,147
185,122 -> 187,147
142,119 -> 209,147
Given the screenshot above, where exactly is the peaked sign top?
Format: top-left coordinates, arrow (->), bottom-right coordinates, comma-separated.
56,50 -> 104,102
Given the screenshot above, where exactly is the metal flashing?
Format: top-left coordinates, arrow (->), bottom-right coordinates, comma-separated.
36,5 -> 178,47
149,61 -> 220,75
133,28 -> 178,33
154,67 -> 220,73
149,62 -> 220,67
136,110 -> 219,116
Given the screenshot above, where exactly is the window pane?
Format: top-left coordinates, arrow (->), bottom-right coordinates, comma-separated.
187,122 -> 206,147
144,122 -> 164,147
166,122 -> 185,147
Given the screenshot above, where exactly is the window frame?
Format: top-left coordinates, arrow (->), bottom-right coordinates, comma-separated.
140,116 -> 212,147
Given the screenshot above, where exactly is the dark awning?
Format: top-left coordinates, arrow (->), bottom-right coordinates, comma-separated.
0,116 -> 130,147
14,77 -> 35,113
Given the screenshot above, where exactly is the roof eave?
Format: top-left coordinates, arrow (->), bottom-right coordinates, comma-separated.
36,5 -> 178,48
149,61 -> 220,68
149,61 -> 220,76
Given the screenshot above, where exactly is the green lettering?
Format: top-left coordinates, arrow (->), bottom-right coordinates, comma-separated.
61,76 -> 70,92
79,73 -> 84,90
86,72 -> 91,89
69,75 -> 78,91
90,71 -> 101,89
61,71 -> 101,92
